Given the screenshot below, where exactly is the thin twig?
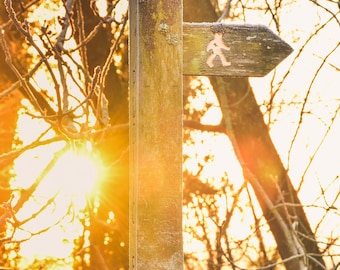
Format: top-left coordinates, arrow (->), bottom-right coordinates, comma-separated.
4,0 -> 63,115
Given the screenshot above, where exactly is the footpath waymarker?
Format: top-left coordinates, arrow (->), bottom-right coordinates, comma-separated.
183,22 -> 293,77
129,1 -> 293,269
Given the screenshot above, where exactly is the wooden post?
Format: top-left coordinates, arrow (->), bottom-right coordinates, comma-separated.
129,1 -> 183,269
128,1 -> 293,268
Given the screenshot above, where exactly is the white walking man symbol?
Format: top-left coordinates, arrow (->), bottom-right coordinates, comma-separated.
206,32 -> 231,68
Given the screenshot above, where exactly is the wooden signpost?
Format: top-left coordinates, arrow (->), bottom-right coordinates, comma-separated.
129,1 -> 292,269
183,23 -> 293,77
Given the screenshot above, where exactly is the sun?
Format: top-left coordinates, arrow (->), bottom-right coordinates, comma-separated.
6,103 -> 104,268
8,139 -> 103,268
47,145 -> 100,199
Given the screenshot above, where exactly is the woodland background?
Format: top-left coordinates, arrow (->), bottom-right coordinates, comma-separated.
0,0 -> 340,269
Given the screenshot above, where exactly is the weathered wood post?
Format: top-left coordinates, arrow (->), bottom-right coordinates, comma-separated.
129,0 -> 293,267
129,1 -> 183,269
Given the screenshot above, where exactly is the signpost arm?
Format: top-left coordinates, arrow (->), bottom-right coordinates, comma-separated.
129,1 -> 183,269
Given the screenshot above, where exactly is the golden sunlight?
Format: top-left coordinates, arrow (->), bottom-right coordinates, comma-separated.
7,97 -> 103,268
2,0 -> 340,269
49,148 -> 99,198
2,1 -> 109,267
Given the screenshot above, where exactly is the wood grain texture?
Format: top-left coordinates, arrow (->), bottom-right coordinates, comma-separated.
183,22 -> 293,77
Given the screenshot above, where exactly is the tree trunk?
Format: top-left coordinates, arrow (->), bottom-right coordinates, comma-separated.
184,0 -> 325,269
